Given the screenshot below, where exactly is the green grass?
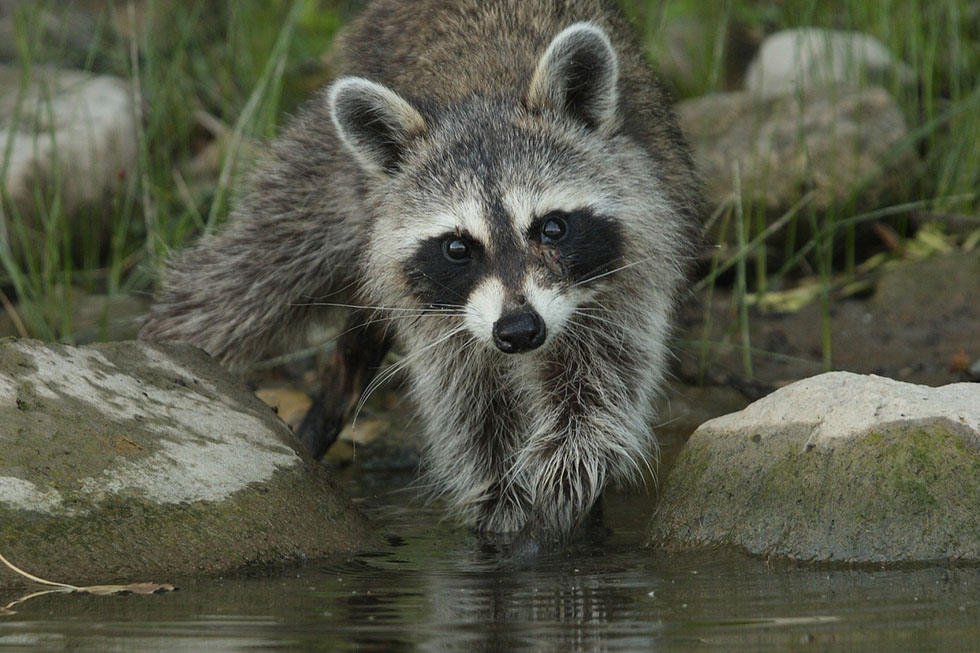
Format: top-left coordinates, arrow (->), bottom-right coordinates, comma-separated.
0,0 -> 978,369
0,0 -> 347,341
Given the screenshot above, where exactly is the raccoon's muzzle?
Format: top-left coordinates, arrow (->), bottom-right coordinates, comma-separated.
492,309 -> 546,353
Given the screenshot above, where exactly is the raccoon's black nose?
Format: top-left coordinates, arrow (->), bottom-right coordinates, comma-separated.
493,310 -> 546,354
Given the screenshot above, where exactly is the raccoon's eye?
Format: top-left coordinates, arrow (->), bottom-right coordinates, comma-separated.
540,214 -> 567,244
442,237 -> 471,262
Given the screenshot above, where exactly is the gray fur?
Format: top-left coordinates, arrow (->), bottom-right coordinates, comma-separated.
141,0 -> 702,545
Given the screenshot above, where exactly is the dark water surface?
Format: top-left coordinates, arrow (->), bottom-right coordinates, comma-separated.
2,462 -> 979,651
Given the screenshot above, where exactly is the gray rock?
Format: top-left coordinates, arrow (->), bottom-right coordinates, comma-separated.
0,338 -> 378,585
0,1 -> 104,65
648,372 -> 980,563
0,64 -> 137,259
745,28 -> 916,99
654,18 -> 719,97
677,87 -> 915,213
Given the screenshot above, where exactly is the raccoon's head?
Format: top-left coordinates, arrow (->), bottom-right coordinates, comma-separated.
328,23 -> 685,355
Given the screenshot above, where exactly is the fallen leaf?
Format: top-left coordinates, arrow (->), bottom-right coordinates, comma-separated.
746,283 -> 823,314
0,549 -> 177,616
948,349 -> 970,373
79,583 -> 177,596
339,417 -> 387,446
255,388 -> 312,428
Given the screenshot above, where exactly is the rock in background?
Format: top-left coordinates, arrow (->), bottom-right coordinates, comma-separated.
0,288 -> 150,342
648,372 -> 980,564
676,27 -> 918,218
0,1 -> 111,66
745,28 -> 916,100
678,87 -> 915,214
676,248 -> 980,390
0,64 -> 137,260
0,338 -> 378,585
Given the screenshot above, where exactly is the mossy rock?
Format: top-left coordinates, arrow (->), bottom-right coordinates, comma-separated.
647,372 -> 980,563
0,338 -> 379,586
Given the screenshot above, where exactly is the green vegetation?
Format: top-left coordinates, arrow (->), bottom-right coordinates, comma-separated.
1,0 -> 977,368
1,0 -> 349,340
631,0 -> 979,376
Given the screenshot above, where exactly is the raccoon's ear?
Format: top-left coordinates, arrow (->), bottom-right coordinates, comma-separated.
328,77 -> 427,175
527,23 -> 620,134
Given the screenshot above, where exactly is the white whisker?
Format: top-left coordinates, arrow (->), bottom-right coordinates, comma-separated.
289,300 -> 464,313
351,324 -> 469,425
572,255 -> 656,288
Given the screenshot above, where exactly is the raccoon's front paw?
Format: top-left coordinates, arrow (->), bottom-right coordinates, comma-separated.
502,498 -> 608,560
503,520 -> 564,561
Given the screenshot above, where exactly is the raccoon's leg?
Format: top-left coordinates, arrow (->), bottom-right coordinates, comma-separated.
508,334 -> 660,554
296,310 -> 393,459
411,353 -> 532,532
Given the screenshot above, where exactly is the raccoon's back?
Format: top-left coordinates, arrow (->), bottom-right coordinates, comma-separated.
338,0 -> 641,103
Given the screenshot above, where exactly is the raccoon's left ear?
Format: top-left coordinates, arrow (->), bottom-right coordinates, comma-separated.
527,22 -> 620,134
328,77 -> 427,176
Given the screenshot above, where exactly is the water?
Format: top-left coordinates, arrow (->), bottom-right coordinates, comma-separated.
2,465 -> 979,651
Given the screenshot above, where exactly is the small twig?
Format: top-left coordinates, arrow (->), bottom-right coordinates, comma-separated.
193,109 -> 231,139
3,589 -> 68,614
0,287 -> 29,338
0,551 -> 177,595
172,167 -> 204,228
0,550 -> 78,590
1,549 -> 176,617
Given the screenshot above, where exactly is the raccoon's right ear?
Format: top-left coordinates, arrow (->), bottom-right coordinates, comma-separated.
328,77 -> 427,176
527,23 -> 620,135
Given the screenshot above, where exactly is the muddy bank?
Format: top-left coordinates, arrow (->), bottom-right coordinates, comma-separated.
676,249 -> 980,393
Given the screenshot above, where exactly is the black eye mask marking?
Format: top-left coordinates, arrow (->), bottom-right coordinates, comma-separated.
404,206 -> 625,309
527,208 -> 624,285
405,233 -> 486,307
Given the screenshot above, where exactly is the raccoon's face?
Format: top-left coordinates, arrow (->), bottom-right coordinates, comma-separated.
329,23 -> 679,354
390,136 -> 629,355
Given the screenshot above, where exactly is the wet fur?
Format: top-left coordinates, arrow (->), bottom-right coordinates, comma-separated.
141,0 -> 702,548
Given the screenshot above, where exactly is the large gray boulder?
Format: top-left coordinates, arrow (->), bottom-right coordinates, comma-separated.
648,372 -> 980,563
0,338 -> 378,585
0,64 -> 137,260
677,86 -> 915,214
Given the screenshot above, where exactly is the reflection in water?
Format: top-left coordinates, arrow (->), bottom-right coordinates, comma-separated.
309,486 -> 980,651
2,473 -> 979,651
327,539 -> 666,651
421,557 -> 661,651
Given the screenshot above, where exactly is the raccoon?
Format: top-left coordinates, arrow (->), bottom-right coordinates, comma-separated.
140,0 -> 702,551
